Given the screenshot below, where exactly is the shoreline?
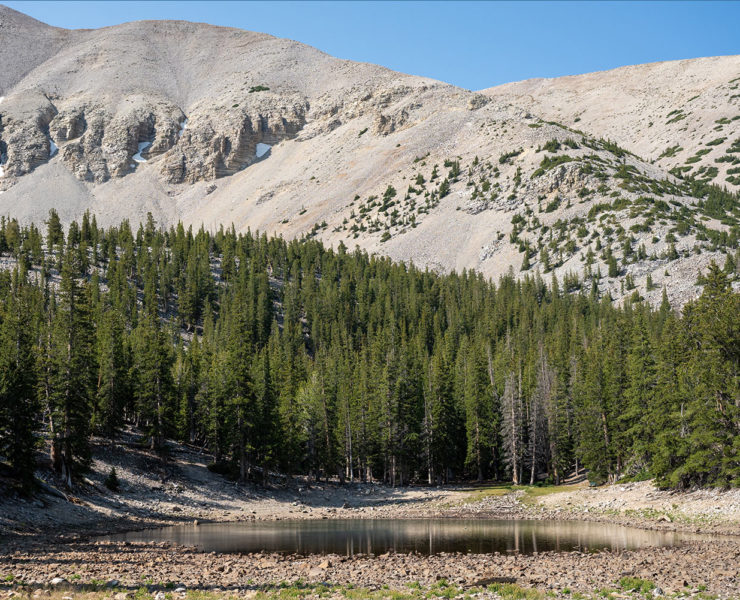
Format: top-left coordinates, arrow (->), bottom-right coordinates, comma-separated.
2,438 -> 740,597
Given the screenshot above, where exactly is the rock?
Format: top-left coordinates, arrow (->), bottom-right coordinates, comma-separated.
657,515 -> 672,522
652,587 -> 664,597
160,97 -> 307,183
154,592 -> 166,600
318,559 -> 332,569
466,94 -> 489,111
114,593 -> 132,600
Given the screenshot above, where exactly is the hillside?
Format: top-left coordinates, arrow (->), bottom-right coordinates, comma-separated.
0,6 -> 738,305
482,56 -> 740,186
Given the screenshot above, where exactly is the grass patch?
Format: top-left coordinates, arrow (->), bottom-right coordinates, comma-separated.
618,577 -> 655,595
458,484 -> 514,504
487,583 -> 544,600
459,483 -> 584,506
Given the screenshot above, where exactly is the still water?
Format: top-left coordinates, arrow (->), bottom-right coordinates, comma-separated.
105,518 -> 707,555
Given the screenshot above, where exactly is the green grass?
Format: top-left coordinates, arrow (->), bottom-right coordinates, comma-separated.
0,581 -> 562,600
486,583 -> 544,600
458,482 -> 585,506
618,577 -> 655,595
5,580 -> 731,600
458,484 -> 515,504
519,483 -> 583,504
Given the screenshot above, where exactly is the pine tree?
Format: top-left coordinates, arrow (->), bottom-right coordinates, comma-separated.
0,269 -> 39,489
45,249 -> 95,486
621,313 -> 657,475
94,308 -> 128,441
131,315 -> 174,449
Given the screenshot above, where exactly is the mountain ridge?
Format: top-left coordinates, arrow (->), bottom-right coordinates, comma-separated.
0,5 -> 738,306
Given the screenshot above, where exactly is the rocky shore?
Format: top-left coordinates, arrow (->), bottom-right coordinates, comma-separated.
2,436 -> 740,598
1,538 -> 740,597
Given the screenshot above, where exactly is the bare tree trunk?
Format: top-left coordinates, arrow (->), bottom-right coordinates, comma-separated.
475,420 -> 482,482
424,372 -> 433,485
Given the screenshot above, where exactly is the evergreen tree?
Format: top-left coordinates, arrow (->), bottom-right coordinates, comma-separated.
0,269 -> 39,489
45,249 -> 95,485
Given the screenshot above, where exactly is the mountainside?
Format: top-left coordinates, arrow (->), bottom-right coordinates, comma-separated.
482,56 -> 740,186
0,5 -> 738,305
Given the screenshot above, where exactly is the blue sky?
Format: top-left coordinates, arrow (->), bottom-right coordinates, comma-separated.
5,1 -> 739,90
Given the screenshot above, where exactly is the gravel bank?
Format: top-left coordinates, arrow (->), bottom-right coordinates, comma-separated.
2,435 -> 740,597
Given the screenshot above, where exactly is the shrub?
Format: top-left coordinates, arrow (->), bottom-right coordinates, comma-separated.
544,197 -> 561,213
498,148 -> 523,164
104,467 -> 120,492
532,155 -> 573,177
659,145 -> 682,159
542,139 -> 561,153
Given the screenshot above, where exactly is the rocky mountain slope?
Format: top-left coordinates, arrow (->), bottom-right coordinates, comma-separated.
0,5 -> 738,305
482,56 -> 740,186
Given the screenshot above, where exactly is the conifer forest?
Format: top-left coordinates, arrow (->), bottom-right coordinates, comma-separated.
0,210 -> 738,493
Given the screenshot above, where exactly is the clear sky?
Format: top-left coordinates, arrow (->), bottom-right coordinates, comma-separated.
4,1 -> 739,90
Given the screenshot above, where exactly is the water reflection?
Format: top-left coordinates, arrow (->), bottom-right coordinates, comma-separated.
104,518 -> 709,556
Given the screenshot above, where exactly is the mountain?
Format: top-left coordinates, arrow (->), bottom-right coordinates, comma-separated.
0,5 -> 738,305
482,56 -> 740,186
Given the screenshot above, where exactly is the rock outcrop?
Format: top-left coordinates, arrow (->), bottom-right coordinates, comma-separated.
160,94 -> 308,183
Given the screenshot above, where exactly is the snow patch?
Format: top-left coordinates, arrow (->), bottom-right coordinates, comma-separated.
0,96 -> 5,105
256,143 -> 271,158
49,138 -> 58,158
132,141 -> 151,163
178,119 -> 188,138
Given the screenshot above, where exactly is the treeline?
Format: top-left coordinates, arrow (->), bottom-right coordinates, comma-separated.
0,211 -> 738,492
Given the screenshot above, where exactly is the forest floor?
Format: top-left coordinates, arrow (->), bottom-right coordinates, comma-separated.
1,432 -> 740,599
